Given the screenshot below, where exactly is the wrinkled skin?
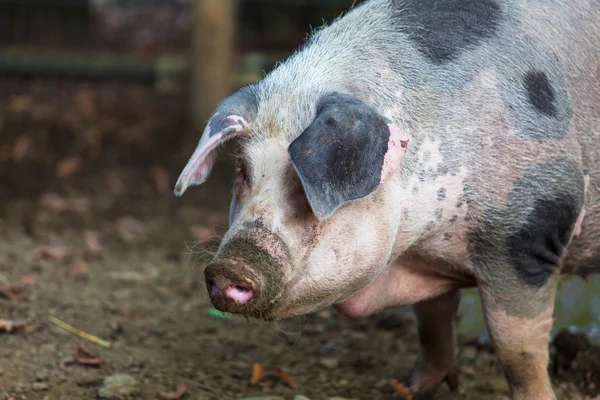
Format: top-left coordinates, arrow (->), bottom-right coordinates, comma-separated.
175,1 -> 599,399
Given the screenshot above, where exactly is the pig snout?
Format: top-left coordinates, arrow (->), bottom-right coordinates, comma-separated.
204,261 -> 259,314
203,232 -> 288,319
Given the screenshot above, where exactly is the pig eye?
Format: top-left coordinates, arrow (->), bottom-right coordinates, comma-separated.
235,158 -> 250,186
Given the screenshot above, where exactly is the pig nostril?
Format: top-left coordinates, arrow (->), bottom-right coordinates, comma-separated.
206,279 -> 218,297
225,284 -> 254,304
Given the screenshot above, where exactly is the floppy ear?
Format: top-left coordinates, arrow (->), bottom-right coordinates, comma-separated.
288,92 -> 409,221
174,85 -> 258,196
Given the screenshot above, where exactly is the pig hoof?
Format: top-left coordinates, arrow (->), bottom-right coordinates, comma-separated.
401,363 -> 459,400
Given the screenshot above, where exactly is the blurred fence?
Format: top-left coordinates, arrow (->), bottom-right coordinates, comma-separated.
0,0 -> 356,83
0,0 -> 356,131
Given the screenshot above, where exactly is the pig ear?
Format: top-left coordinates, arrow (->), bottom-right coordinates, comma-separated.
174,85 -> 258,196
288,92 -> 409,221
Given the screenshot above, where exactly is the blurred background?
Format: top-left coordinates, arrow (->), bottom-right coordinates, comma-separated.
0,1 -> 598,399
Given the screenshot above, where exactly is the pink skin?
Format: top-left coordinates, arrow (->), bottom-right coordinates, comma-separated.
380,124 -> 409,185
333,257 -> 473,318
224,286 -> 254,304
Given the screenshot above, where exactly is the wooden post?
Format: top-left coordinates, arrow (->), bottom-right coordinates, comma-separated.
191,0 -> 237,132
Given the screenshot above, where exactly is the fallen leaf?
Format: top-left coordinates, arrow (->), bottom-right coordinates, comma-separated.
0,281 -> 23,301
150,167 -> 170,194
0,319 -> 27,333
7,95 -> 31,112
19,275 -> 37,287
84,230 -> 102,254
273,368 -> 298,389
12,135 -> 30,162
158,384 -> 189,399
56,157 -> 83,177
250,363 -> 264,386
69,258 -> 89,278
389,379 -> 413,400
34,246 -> 73,262
74,343 -> 102,366
189,225 -> 214,242
40,193 -> 70,213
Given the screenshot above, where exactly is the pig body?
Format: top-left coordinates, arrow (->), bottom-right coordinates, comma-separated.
175,1 -> 600,399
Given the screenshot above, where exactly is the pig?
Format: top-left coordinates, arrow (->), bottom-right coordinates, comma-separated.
174,0 -> 600,399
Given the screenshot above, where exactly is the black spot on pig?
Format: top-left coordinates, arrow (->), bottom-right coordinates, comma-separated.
435,209 -> 443,220
444,233 -> 453,241
412,185 -> 419,195
396,0 -> 502,64
469,158 -> 584,288
289,92 -> 398,218
496,36 -> 571,140
524,71 -> 557,117
207,84 -> 258,137
437,187 -> 447,201
450,215 -> 459,223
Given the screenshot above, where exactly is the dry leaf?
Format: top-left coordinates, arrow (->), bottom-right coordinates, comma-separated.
150,167 -> 169,194
69,258 -> 89,278
34,246 -> 73,262
56,157 -> 83,177
84,230 -> 102,254
12,135 -> 30,162
0,319 -> 27,333
158,384 -> 189,399
250,363 -> 264,386
40,193 -> 70,213
389,379 -> 413,400
19,275 -> 37,287
0,281 -> 23,301
273,368 -> 298,389
74,343 -> 102,366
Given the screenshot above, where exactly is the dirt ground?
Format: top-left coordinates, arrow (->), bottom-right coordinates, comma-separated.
0,78 -> 598,400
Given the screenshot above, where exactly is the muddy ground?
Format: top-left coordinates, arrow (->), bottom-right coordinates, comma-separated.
0,78 -> 598,400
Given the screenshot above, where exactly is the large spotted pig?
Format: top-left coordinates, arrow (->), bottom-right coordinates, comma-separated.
174,0 -> 599,399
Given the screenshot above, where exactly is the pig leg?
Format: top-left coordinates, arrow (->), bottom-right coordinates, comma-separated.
479,279 -> 558,400
404,290 -> 460,399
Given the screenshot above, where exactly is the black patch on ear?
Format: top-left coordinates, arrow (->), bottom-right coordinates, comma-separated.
523,70 -> 557,117
208,84 -> 258,137
288,92 -> 392,218
397,0 -> 502,64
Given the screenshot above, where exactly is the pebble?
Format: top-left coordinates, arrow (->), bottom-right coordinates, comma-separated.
97,374 -> 139,399
32,382 -> 49,391
293,396 -> 312,400
319,357 -> 340,369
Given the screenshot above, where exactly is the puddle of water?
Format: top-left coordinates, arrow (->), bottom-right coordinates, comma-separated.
457,275 -> 600,344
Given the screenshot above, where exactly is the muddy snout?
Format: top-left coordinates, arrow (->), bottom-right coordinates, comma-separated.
204,261 -> 261,315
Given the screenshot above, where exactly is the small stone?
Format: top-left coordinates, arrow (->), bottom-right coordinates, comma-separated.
33,382 -> 49,391
35,370 -> 49,381
293,396 -> 312,400
98,374 -> 139,399
319,358 -> 340,369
